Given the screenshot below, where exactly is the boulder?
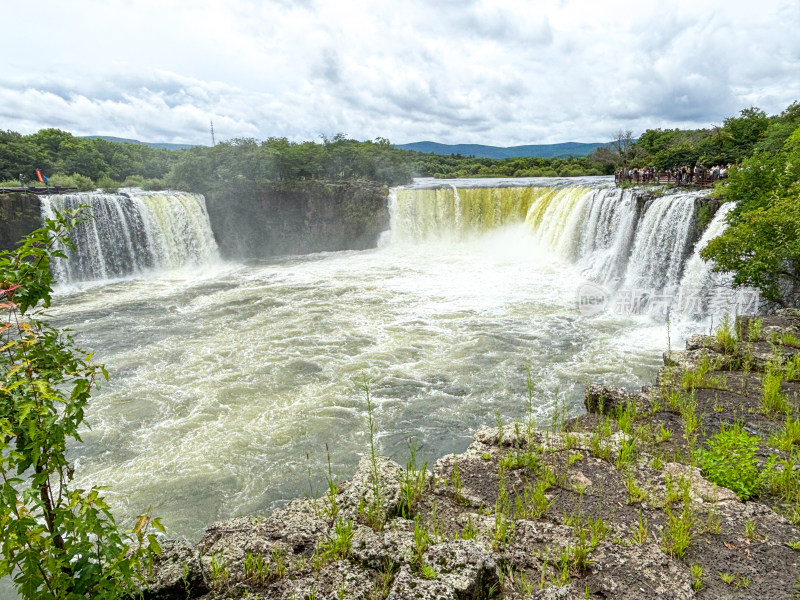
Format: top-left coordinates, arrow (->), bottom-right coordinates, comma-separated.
387,539 -> 498,600
338,456 -> 405,525
143,539 -> 208,599
584,384 -> 639,415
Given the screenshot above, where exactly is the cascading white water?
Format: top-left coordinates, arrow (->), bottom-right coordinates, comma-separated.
390,182 -> 703,298
577,187 -> 640,286
673,203 -> 760,319
387,180 -> 767,321
525,186 -> 596,259
621,192 -> 699,294
677,203 -> 735,299
30,176 -> 751,549
40,190 -> 219,284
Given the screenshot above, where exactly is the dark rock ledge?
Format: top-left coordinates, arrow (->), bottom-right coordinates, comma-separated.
145,310 -> 800,599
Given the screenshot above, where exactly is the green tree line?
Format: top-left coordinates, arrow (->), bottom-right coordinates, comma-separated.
612,102 -> 800,170
1,129 -> 616,194
0,129 -> 179,190
2,102 -> 798,193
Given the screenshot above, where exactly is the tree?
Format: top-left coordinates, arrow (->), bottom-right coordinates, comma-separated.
611,129 -> 636,171
723,107 -> 769,161
654,143 -> 700,171
0,131 -> 47,182
0,212 -> 161,599
586,146 -> 620,173
60,138 -> 108,180
701,126 -> 800,306
636,128 -> 681,155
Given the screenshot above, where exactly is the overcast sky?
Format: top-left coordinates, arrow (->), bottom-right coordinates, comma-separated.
1,0 -> 798,146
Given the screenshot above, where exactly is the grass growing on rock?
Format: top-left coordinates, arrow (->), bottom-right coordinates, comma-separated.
146,313 -> 800,600
319,518 -> 355,562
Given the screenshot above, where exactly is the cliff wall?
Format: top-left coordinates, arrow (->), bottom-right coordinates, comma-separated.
0,193 -> 41,251
205,180 -> 390,259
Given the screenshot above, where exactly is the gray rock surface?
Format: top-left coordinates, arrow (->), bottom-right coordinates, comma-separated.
144,539 -> 208,599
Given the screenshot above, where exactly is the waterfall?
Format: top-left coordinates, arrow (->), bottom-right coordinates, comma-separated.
391,186 -> 558,241
388,181 -> 732,317
621,192 -> 699,294
577,188 -> 639,286
390,183 -> 666,285
673,203 -> 758,319
40,190 -> 219,284
391,184 -> 646,271
525,186 -> 595,258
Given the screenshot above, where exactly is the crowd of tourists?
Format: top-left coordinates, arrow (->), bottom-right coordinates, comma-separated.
615,164 -> 731,186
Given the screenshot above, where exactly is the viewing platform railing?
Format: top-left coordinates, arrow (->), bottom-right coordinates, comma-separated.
615,171 -> 723,188
0,186 -> 78,195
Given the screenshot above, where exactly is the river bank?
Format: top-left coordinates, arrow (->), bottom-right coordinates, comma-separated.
144,310 -> 800,599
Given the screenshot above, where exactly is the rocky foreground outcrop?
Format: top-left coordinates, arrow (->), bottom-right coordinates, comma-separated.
145,310 -> 800,599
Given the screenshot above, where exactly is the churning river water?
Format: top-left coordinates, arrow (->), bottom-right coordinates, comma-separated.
47,228 -> 670,540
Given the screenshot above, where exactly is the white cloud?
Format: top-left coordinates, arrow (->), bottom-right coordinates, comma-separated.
1,0 -> 797,145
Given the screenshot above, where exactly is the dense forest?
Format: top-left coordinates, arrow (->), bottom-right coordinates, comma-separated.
0,101 -> 797,194
614,102 -> 800,171
700,107 -> 800,307
0,130 -> 612,193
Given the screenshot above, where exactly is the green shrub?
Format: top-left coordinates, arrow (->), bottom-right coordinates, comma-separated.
747,317 -> 763,342
762,363 -> 791,415
770,417 -> 800,452
661,502 -> 694,558
781,332 -> 800,348
785,354 -> 800,381
119,175 -> 166,191
0,212 -> 162,598
319,518 -> 354,562
715,313 -> 738,355
696,423 -> 762,499
142,178 -> 167,191
48,172 -> 94,191
119,174 -> 147,188
96,175 -> 120,193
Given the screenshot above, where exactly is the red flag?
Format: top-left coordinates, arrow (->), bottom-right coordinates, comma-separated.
35,169 -> 44,183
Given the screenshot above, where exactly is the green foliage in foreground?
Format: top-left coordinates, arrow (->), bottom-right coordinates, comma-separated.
0,214 -> 162,599
696,423 -> 762,500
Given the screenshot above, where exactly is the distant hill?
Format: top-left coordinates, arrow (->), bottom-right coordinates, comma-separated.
395,140 -> 612,159
82,136 -> 198,151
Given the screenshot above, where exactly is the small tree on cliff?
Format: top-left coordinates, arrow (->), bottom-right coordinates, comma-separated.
0,212 -> 161,599
612,129 -> 636,171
